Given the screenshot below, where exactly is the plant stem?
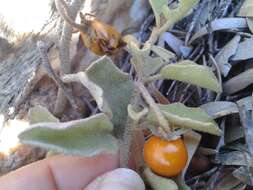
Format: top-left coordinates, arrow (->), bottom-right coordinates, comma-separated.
54,0 -> 85,116
144,74 -> 163,83
37,41 -> 79,112
136,81 -> 171,137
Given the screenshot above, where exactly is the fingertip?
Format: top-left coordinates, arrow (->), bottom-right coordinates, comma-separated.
84,168 -> 145,190
47,153 -> 119,190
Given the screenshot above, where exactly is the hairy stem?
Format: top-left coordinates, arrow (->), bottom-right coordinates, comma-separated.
136,81 -> 171,137
37,41 -> 79,112
54,0 -> 85,116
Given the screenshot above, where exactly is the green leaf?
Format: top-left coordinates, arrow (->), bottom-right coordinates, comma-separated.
200,101 -> 238,119
160,60 -> 222,92
127,40 -> 151,57
177,130 -> 201,190
182,130 -> 201,177
143,57 -> 164,77
28,105 -> 59,124
151,45 -> 176,62
147,103 -> 221,136
63,56 -> 134,133
149,0 -> 168,26
144,168 -> 178,190
223,68 -> 253,94
19,113 -> 118,157
162,0 -> 199,29
149,0 -> 199,29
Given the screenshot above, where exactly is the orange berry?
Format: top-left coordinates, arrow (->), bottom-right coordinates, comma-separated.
143,136 -> 188,177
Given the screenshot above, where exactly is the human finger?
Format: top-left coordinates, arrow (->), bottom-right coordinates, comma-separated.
0,153 -> 119,190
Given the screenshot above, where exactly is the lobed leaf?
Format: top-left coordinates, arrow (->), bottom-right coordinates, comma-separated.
160,60 -> 222,92
19,113 -> 118,157
63,56 -> 133,133
147,103 -> 221,136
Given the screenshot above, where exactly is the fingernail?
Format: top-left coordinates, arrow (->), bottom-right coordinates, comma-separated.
84,168 -> 145,190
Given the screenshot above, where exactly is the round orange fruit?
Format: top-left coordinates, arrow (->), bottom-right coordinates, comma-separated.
143,136 -> 188,177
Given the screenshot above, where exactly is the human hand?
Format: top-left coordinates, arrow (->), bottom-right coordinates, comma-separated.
0,153 -> 145,190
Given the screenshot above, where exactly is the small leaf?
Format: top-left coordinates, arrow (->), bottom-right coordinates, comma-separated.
182,130 -> 201,177
238,0 -> 253,17
215,35 -> 241,77
223,68 -> 253,94
63,56 -> 133,133
160,60 -> 222,92
189,18 -> 247,43
151,45 -> 176,62
176,130 -> 201,190
231,38 -> 253,61
149,0 -> 168,26
19,113 -> 118,157
162,0 -> 199,29
159,32 -> 185,56
28,105 -> 59,124
143,168 -> 178,190
147,103 -> 221,136
143,57 -> 164,77
200,101 -> 238,119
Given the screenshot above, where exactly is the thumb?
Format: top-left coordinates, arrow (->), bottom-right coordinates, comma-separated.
84,168 -> 145,190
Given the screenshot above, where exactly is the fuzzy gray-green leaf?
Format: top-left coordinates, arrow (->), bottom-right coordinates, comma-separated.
151,45 -> 176,62
144,168 -> 178,190
149,0 -> 168,26
19,113 -> 118,157
160,60 -> 222,92
143,57 -> 164,77
147,103 -> 221,135
63,56 -> 133,133
28,105 -> 59,124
